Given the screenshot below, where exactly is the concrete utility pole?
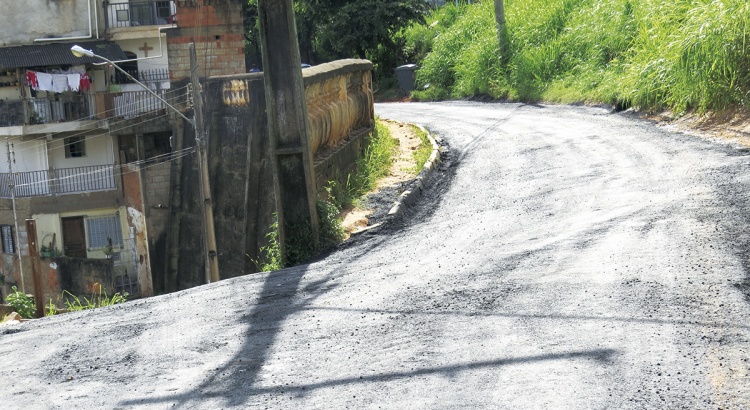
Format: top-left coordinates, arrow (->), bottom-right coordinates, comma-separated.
190,43 -> 220,284
70,44 -> 219,284
5,138 -> 24,293
257,0 -> 320,264
494,0 -> 507,58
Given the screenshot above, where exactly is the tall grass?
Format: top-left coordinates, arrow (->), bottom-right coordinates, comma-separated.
406,0 -> 750,112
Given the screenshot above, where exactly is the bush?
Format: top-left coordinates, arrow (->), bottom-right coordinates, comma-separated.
6,286 -> 35,319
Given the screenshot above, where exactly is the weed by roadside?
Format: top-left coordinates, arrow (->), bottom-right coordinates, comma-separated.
410,125 -> 433,173
45,285 -> 128,316
257,119 -> 399,271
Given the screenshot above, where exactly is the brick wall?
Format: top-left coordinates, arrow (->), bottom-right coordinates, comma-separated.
168,0 -> 246,80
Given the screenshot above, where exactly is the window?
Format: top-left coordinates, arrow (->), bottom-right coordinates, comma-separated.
0,225 -> 14,254
65,137 -> 86,158
86,216 -> 123,250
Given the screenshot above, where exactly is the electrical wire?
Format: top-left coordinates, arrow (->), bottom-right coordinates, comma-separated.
11,111 -> 174,157
17,84 -> 190,137
10,85 -> 191,151
11,147 -> 197,191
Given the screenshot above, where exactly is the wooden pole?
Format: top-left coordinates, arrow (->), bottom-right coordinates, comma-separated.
190,43 -> 220,283
25,219 -> 44,319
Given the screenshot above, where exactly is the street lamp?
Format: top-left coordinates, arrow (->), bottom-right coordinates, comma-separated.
70,44 -> 220,285
70,45 -> 191,124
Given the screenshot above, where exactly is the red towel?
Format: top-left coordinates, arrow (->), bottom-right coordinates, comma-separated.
25,70 -> 38,88
80,73 -> 91,92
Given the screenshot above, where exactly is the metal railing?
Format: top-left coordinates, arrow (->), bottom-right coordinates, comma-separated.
0,165 -> 116,198
54,165 -> 116,194
113,89 -> 169,118
30,96 -> 91,124
0,85 -> 188,125
139,68 -> 170,83
113,68 -> 171,85
105,0 -> 176,29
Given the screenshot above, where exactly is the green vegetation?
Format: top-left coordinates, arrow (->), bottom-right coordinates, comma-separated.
410,125 -> 433,173
6,286 -> 35,319
326,120 -> 399,211
258,119 -> 398,271
257,216 -> 283,272
44,287 -> 128,316
406,0 -> 750,113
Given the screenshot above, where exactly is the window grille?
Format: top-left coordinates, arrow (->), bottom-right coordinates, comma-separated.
0,225 -> 14,254
86,216 -> 123,250
65,137 -> 86,158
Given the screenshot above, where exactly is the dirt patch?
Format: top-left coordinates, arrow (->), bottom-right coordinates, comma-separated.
642,108 -> 750,147
340,120 -> 422,236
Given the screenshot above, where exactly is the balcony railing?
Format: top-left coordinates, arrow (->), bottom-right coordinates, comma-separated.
105,1 -> 176,29
0,165 -> 116,198
30,96 -> 91,124
0,96 -> 92,126
114,68 -> 171,85
0,86 -> 188,127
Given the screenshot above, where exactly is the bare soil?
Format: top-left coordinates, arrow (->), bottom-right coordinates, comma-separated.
642,108 -> 750,147
340,119 -> 422,236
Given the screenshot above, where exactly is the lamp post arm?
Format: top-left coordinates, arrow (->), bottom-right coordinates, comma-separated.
93,53 -> 195,126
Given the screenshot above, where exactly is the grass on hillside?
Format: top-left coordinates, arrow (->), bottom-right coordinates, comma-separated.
406,0 -> 750,113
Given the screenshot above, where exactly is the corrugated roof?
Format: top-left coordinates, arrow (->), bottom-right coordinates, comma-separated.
0,41 -> 128,69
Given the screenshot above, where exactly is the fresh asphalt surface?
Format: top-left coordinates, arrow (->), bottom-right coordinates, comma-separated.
2,102 -> 750,409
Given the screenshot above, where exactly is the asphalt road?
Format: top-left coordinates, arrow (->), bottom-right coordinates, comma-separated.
2,102 -> 750,409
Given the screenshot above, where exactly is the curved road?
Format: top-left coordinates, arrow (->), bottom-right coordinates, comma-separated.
2,102 -> 750,408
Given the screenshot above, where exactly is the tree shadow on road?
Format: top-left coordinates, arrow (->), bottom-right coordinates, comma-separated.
119,255 -> 617,408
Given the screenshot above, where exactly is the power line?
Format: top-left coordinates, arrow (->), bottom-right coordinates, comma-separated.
10,85 -> 191,151
11,111 -> 173,157
11,147 -> 197,191
16,84 -> 190,139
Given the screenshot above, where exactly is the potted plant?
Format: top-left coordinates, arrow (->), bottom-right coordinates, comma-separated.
40,245 -> 53,258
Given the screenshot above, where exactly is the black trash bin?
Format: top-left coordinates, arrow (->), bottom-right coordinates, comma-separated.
395,64 -> 418,94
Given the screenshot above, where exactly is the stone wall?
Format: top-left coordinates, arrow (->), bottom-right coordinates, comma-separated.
303,59 -> 375,155
303,59 -> 375,190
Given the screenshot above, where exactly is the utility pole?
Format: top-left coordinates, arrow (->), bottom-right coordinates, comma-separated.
5,138 -> 24,293
494,0 -> 507,59
189,43 -> 220,284
257,0 -> 319,265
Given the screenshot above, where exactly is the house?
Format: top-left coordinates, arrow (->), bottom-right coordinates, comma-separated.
0,0 -> 245,306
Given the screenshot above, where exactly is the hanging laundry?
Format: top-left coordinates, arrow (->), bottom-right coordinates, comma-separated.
25,70 -> 38,89
51,74 -> 68,93
80,73 -> 91,92
36,72 -> 53,92
67,74 -> 81,92
71,65 -> 87,75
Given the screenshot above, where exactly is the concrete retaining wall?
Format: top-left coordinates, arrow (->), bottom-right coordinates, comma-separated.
167,60 -> 374,289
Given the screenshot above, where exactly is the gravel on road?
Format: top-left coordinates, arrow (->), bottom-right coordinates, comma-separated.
1,102 -> 749,409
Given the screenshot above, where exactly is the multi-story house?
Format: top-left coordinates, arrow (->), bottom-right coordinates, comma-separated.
0,0 -> 245,305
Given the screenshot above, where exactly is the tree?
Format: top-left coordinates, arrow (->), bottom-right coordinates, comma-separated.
245,0 -> 429,79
